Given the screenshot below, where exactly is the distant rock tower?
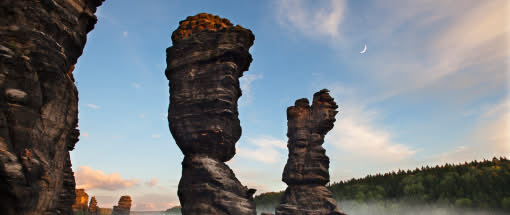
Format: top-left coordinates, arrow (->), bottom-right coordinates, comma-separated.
112,196 -> 132,215
166,13 -> 256,214
275,89 -> 346,215
88,196 -> 99,215
72,189 -> 89,212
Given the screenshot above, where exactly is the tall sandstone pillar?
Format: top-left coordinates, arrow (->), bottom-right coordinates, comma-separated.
165,13 -> 256,215
275,89 -> 346,215
0,0 -> 103,214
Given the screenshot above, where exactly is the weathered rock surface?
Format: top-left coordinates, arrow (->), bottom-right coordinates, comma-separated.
0,0 -> 103,214
275,89 -> 345,215
88,196 -> 99,215
112,196 -> 132,215
72,189 -> 89,212
166,13 -> 256,215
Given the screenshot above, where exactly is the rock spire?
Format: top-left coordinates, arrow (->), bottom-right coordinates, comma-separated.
275,89 -> 346,215
88,196 -> 99,215
166,13 -> 256,215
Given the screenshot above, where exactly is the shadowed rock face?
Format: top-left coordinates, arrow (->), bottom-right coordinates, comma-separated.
112,196 -> 132,215
88,196 -> 99,215
0,0 -> 103,214
276,89 -> 346,215
166,13 -> 256,215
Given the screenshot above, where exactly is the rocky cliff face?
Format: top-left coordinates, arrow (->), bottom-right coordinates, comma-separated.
0,0 -> 103,214
112,196 -> 132,215
72,189 -> 89,212
275,89 -> 346,215
166,13 -> 256,215
88,196 -> 99,215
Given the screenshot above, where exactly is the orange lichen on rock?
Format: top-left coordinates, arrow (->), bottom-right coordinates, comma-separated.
172,13 -> 242,42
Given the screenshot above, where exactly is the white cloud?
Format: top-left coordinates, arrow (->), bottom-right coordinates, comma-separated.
75,166 -> 140,191
132,82 -> 141,89
325,86 -> 419,167
276,0 -> 346,40
87,104 -> 100,109
122,31 -> 128,37
151,134 -> 161,138
239,74 -> 263,105
326,103 -> 418,164
237,137 -> 286,164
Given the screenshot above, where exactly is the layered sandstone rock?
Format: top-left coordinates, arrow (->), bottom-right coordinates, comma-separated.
112,196 -> 132,215
275,89 -> 346,215
0,0 -> 103,214
166,13 -> 256,215
72,189 -> 89,212
88,196 -> 99,215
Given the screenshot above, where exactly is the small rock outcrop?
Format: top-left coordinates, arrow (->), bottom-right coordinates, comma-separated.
112,196 -> 132,215
72,189 -> 89,212
88,196 -> 99,215
275,89 -> 346,215
166,13 -> 256,215
0,0 -> 103,214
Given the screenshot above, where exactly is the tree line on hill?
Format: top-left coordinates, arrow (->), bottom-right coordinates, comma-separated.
255,157 -> 510,212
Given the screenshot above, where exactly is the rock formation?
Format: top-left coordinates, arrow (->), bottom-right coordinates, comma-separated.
72,189 -> 89,212
275,89 -> 346,215
166,13 -> 256,215
0,0 -> 103,214
88,196 -> 99,215
112,196 -> 132,215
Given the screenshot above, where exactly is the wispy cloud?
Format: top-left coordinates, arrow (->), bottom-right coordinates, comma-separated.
240,74 -> 263,105
81,133 -> 89,138
276,0 -> 346,40
75,166 -> 140,191
87,104 -> 100,109
359,0 -> 507,102
145,178 -> 158,187
131,82 -> 141,89
122,31 -> 128,37
237,137 -> 286,164
473,98 -> 510,158
151,134 -> 161,138
326,87 -> 418,164
140,114 -> 145,118
130,193 -> 179,211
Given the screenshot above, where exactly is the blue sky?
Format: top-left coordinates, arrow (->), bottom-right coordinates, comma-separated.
70,0 -> 509,211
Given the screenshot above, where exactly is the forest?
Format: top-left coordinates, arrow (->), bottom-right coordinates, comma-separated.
255,157 -> 510,213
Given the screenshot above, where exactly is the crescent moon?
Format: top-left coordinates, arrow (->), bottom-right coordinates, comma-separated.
360,44 -> 367,54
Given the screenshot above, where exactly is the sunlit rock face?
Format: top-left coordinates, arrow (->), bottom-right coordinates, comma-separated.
112,196 -> 132,215
166,13 -> 256,215
0,0 -> 103,214
72,189 -> 89,212
275,89 -> 346,215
